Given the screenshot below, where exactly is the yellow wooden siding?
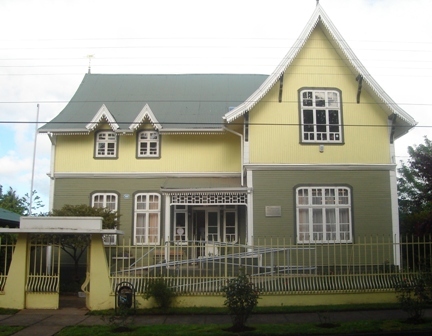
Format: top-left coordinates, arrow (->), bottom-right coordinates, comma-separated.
54,132 -> 241,173
249,24 -> 391,164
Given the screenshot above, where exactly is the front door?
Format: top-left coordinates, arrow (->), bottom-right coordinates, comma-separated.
192,208 -> 220,241
192,208 -> 219,257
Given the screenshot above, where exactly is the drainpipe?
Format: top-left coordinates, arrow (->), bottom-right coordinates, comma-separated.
223,127 -> 243,186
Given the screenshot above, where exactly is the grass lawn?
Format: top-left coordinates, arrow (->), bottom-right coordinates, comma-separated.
0,326 -> 24,336
53,319 -> 432,335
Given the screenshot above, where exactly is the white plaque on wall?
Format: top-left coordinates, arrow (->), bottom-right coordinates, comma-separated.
265,206 -> 281,217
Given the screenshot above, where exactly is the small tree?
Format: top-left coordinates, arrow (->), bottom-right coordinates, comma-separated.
49,204 -> 120,283
398,136 -> 432,236
221,271 -> 260,331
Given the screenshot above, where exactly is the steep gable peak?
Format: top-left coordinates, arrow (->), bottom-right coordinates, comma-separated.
130,104 -> 162,131
86,104 -> 119,132
223,3 -> 416,137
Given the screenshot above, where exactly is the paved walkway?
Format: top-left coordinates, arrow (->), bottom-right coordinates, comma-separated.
0,305 -> 431,336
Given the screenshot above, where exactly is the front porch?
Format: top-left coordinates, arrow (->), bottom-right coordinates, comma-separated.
161,177 -> 251,246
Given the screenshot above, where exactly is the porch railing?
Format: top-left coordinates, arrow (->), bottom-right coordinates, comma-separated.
107,235 -> 432,295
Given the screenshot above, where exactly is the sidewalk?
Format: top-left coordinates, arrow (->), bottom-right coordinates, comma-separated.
1,306 -> 431,336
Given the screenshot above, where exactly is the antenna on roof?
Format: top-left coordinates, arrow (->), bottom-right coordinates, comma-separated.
87,54 -> 94,74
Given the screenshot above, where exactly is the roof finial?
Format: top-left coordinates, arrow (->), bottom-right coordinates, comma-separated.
87,54 -> 94,74
316,0 -> 319,6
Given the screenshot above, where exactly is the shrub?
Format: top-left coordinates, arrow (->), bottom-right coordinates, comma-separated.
395,272 -> 432,322
144,278 -> 176,311
221,271 -> 260,331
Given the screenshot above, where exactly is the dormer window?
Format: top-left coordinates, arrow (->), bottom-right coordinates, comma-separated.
95,131 -> 117,158
137,131 -> 159,158
300,89 -> 343,143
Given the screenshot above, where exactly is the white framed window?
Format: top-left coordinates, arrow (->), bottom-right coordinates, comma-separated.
95,131 -> 117,157
223,206 -> 238,243
296,186 -> 352,244
137,131 -> 159,157
92,192 -> 118,245
174,205 -> 188,243
134,193 -> 160,245
300,89 -> 342,143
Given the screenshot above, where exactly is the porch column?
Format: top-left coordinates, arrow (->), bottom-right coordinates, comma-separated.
247,171 -> 254,245
163,195 -> 171,262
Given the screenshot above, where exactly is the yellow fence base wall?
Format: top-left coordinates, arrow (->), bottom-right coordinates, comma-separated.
26,293 -> 59,309
259,292 -> 397,307
131,292 -> 396,310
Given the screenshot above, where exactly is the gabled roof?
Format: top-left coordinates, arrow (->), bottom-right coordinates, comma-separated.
39,74 -> 267,134
223,3 -> 417,140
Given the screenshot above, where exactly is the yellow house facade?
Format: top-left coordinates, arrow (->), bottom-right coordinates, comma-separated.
39,4 -> 416,273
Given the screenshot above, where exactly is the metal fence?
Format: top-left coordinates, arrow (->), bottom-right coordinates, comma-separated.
1,235 -> 430,296
0,236 -> 15,292
107,235 -> 432,295
0,235 -> 61,293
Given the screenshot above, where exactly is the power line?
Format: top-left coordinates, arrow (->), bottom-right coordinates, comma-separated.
0,121 -> 430,128
0,100 -> 431,107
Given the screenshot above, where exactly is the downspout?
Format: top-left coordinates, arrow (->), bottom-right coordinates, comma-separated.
223,127 -> 244,186
223,126 -> 254,245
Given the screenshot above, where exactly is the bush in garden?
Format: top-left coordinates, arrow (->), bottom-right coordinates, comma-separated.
394,272 -> 432,323
221,271 -> 260,331
144,278 -> 176,311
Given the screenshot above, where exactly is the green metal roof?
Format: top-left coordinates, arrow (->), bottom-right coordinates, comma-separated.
0,208 -> 21,227
39,73 -> 268,133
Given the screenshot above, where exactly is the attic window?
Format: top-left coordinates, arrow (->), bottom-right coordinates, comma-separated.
300,89 -> 343,144
137,130 -> 160,158
95,131 -> 118,158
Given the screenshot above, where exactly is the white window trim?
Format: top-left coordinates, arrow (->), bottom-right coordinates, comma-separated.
137,130 -> 159,157
134,193 -> 161,245
91,192 -> 118,245
95,131 -> 117,157
300,89 -> 342,143
296,186 -> 352,244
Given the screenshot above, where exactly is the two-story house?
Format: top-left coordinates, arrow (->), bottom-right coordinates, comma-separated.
39,4 -> 416,265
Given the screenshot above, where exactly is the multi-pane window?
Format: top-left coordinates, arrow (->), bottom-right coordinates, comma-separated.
138,131 -> 159,157
96,131 -> 117,157
134,193 -> 160,245
92,193 -> 118,245
300,89 -> 342,143
296,187 -> 352,243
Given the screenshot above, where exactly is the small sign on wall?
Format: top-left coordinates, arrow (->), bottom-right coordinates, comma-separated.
265,206 -> 281,217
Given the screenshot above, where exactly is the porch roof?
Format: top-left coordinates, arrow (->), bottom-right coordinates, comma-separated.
160,177 -> 248,194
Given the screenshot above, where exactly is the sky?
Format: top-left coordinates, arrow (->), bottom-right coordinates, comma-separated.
0,0 -> 431,213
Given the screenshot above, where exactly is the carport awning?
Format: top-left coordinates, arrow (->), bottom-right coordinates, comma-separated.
160,177 -> 249,205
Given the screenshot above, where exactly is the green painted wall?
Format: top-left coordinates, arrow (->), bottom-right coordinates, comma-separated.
53,178 -> 166,241
251,169 -> 393,239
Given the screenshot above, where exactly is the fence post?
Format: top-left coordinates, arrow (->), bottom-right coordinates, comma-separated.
1,233 -> 28,309
86,233 -> 113,310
